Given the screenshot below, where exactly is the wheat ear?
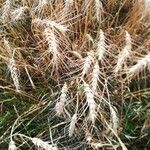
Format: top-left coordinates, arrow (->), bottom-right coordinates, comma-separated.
55,83 -> 68,116
109,105 -> 119,134
94,0 -> 103,22
69,113 -> 77,137
1,0 -> 11,23
63,0 -> 74,16
143,0 -> 150,16
114,31 -> 132,73
44,28 -> 59,63
33,0 -> 48,14
96,29 -> 106,61
11,6 -> 28,22
127,53 -> 150,77
17,134 -> 58,150
4,39 -> 20,93
8,140 -> 17,150
84,83 -> 96,124
31,137 -> 58,150
33,18 -> 68,33
82,51 -> 94,77
91,61 -> 100,94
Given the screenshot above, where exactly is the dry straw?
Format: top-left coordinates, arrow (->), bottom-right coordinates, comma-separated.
114,31 -> 132,73
55,83 -> 68,116
84,83 -> 96,124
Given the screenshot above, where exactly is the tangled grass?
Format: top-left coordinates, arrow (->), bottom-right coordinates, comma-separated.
0,0 -> 150,149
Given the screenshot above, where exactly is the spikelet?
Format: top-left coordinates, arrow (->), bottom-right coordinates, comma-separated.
127,53 -> 150,77
44,28 -> 59,63
109,106 -> 119,133
69,113 -> 77,137
31,138 -> 58,150
33,18 -> 68,33
11,7 -> 28,22
82,51 -> 94,77
1,0 -> 11,23
84,83 -> 96,124
4,39 -> 20,93
55,83 -> 68,116
96,30 -> 106,61
94,0 -> 103,22
8,140 -> 17,150
114,31 -> 132,73
91,61 -> 99,94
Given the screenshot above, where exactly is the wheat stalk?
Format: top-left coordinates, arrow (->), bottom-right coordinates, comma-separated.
84,83 -> 96,124
96,29 -> 106,61
69,113 -> 77,137
82,51 -> 94,77
127,53 -> 150,77
8,140 -> 17,150
91,61 -> 99,94
55,83 -> 68,116
114,31 -> 132,73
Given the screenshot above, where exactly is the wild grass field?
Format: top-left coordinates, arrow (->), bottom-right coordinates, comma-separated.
0,0 -> 150,150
